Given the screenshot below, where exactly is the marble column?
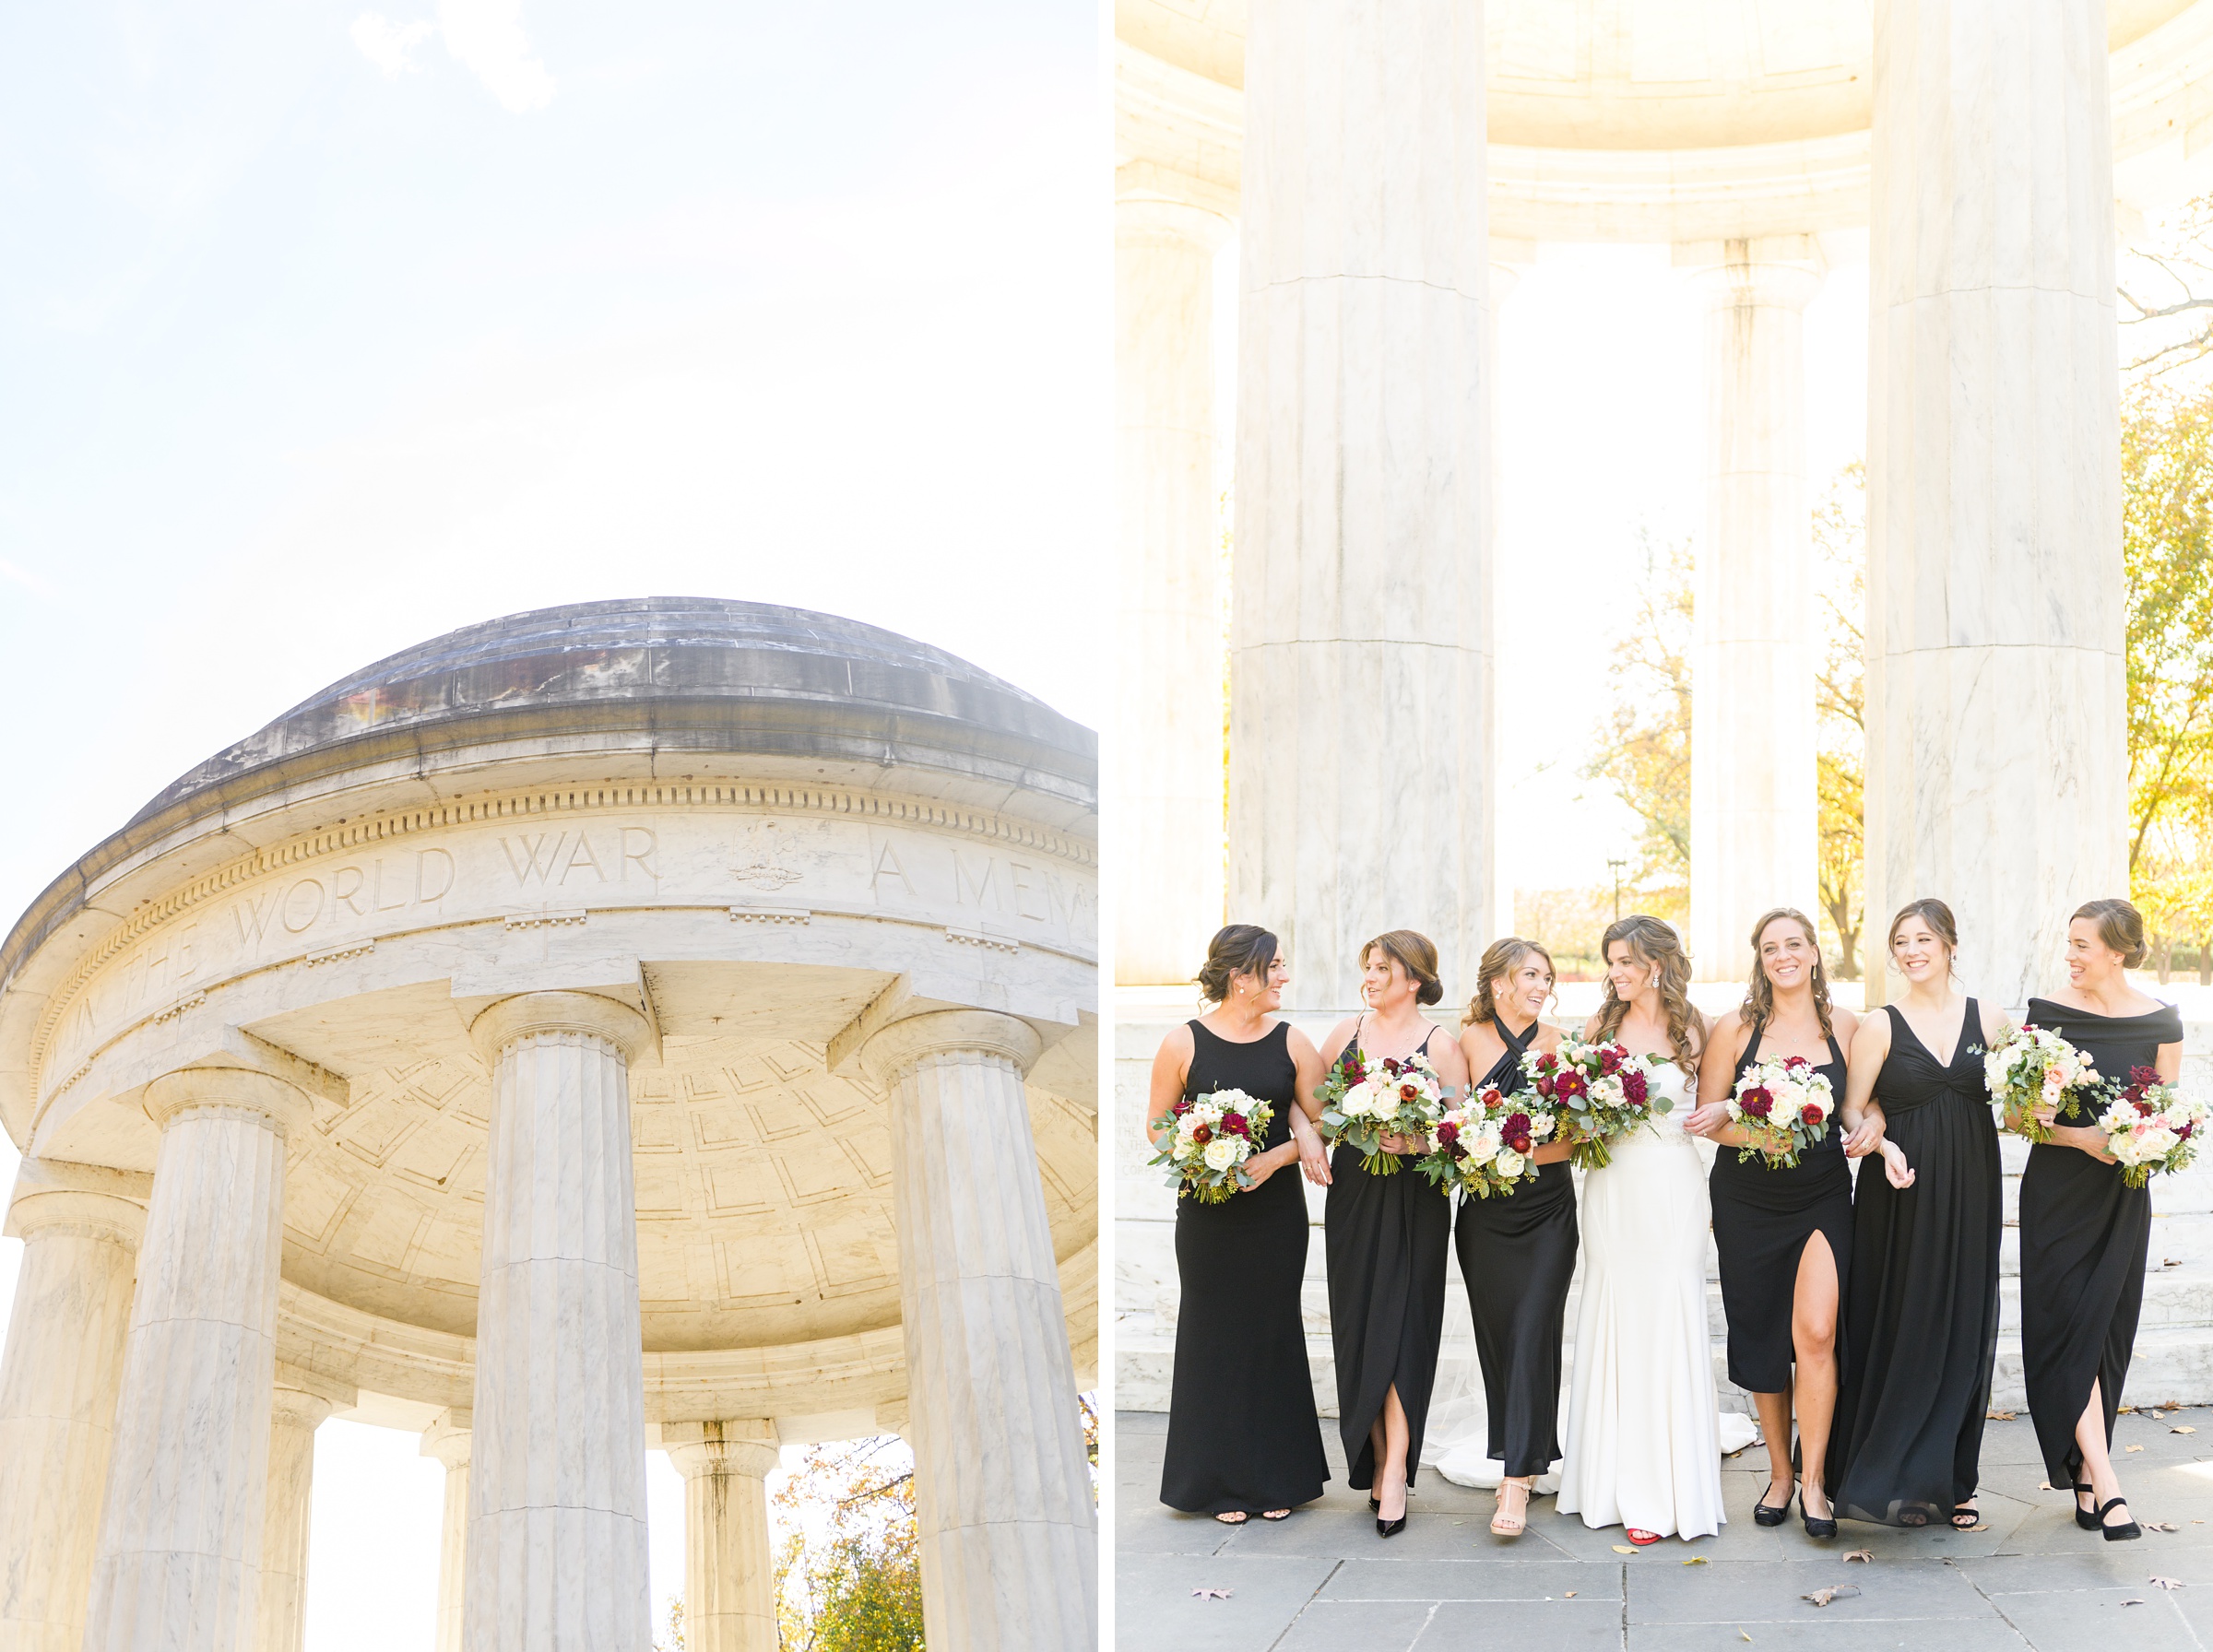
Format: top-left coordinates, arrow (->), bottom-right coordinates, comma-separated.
1489,240 -> 1533,945
663,1422 -> 780,1652
0,1173 -> 142,1652
84,1068 -> 310,1652
1686,239 -> 1825,979
257,1378 -> 333,1652
1117,186 -> 1235,987
465,992 -> 653,1652
1864,0 -> 2125,1005
1230,0 -> 1493,1009
858,1011 -> 1095,1652
420,1410 -> 471,1652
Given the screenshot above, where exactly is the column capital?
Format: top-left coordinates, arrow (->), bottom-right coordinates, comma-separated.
5,1162 -> 146,1247
269,1385 -> 337,1433
420,1407 -> 473,1469
663,1419 -> 780,1482
143,1066 -> 314,1139
1675,235 -> 1826,309
856,1009 -> 1043,1088
1117,193 -> 1234,256
467,990 -> 652,1066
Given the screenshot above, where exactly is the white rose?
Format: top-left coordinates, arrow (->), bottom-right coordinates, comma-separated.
1202,1139 -> 1238,1173
1495,1148 -> 1525,1178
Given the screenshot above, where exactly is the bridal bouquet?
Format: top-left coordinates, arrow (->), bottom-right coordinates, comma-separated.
1419,1082 -> 1556,1199
2093,1067 -> 2208,1188
1524,1035 -> 1670,1170
1315,1045 -> 1446,1176
1725,1055 -> 1835,1168
1984,1023 -> 2101,1144
1147,1087 -> 1277,1204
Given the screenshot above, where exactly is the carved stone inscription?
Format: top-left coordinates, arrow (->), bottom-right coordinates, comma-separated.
48,810 -> 1095,1078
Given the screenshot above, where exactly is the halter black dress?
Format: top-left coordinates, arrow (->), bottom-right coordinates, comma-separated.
2018,997 -> 2185,1491
1325,1017 -> 1452,1492
1453,1016 -> 1577,1478
1160,1020 -> 1331,1514
1710,1024 -> 1853,1395
1828,1000 -> 2002,1525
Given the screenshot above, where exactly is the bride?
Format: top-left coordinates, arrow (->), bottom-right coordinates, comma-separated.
1556,914 -> 1726,1544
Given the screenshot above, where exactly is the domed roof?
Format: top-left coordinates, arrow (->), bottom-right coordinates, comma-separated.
131,596 -> 1093,827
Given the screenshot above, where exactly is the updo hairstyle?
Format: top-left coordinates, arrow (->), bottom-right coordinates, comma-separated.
1887,897 -> 1959,962
1196,924 -> 1279,1004
1463,937 -> 1556,1028
2073,898 -> 2149,969
1361,929 -> 1443,1007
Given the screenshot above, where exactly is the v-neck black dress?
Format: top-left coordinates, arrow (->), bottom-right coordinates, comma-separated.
1709,1023 -> 1853,1395
1160,1020 -> 1331,1514
1453,1015 -> 1578,1478
1324,1018 -> 1452,1491
2018,997 -> 2185,1490
1828,1000 -> 2002,1525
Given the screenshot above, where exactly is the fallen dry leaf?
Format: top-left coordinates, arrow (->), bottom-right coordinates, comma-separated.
1964,1524 -> 1992,1533
2148,1522 -> 2180,1532
1844,1550 -> 1874,1564
1684,1557 -> 1709,1565
1740,1634 -> 1752,1643
2127,1445 -> 2146,1453
2151,1575 -> 2186,1590
2124,1598 -> 2147,1607
1613,1544 -> 1637,1554
1987,1410 -> 2017,1422
2176,1426 -> 2198,1435
1564,1591 -> 1578,1599
1191,1587 -> 1234,1599
1802,1585 -> 1862,1608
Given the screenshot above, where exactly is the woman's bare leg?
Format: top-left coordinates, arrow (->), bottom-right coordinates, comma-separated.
1793,1233 -> 1840,1518
1376,1385 -> 1412,1521
2077,1376 -> 2126,1523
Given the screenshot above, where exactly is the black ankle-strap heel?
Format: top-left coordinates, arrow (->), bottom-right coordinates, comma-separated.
2073,1482 -> 2101,1531
2099,1497 -> 2142,1542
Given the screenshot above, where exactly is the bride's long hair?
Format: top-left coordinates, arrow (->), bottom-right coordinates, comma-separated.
1592,914 -> 1701,1073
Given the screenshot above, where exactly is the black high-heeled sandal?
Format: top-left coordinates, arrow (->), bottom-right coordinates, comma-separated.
2074,1482 -> 2101,1532
1799,1488 -> 1838,1540
2098,1496 -> 2142,1541
1949,1502 -> 1980,1529
1753,1479 -> 1793,1527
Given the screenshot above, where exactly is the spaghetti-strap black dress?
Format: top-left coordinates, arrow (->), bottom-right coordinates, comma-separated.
1828,1000 -> 2002,1526
1710,1024 -> 1853,1395
1453,1015 -> 1577,1478
2018,997 -> 2185,1491
1161,1020 -> 1331,1514
1325,1017 -> 1452,1491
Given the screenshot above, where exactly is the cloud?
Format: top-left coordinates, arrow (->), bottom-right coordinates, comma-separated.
349,13 -> 435,76
436,0 -> 555,112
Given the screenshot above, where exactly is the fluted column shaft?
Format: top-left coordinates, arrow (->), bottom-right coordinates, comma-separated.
861,1011 -> 1095,1652
1688,243 -> 1825,977
1231,0 -> 1492,1009
85,1069 -> 308,1652
421,1412 -> 471,1652
665,1423 -> 780,1652
1865,0 -> 2125,1001
1117,191 -> 1234,986
0,1178 -> 141,1652
465,992 -> 652,1652
256,1385 -> 333,1652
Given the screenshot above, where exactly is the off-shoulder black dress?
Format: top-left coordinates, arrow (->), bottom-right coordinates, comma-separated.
1160,1020 -> 1331,1514
1453,1015 -> 1578,1477
2018,998 -> 2185,1491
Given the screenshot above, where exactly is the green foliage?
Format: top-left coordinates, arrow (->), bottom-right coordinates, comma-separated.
774,1437 -> 926,1652
1811,464 -> 1866,979
1580,526 -> 1695,901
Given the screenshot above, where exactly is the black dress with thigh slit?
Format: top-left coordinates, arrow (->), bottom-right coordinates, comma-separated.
1325,1018 -> 1452,1491
1160,1020 -> 1331,1514
1453,1015 -> 1578,1478
1709,1025 -> 1854,1396
2018,998 -> 2183,1491
1828,1000 -> 2003,1526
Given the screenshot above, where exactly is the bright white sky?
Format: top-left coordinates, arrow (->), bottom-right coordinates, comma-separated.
0,2 -> 1094,1644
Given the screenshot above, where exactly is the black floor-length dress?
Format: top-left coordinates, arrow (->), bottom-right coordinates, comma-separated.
1828,1000 -> 2002,1526
1326,1018 -> 1452,1492
1453,1016 -> 1578,1478
1160,1020 -> 1331,1514
2018,997 -> 2185,1490
1710,1025 -> 1854,1397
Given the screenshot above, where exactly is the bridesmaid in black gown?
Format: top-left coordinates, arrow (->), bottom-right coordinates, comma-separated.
1453,938 -> 1579,1540
1828,898 -> 2007,1528
2018,898 -> 2186,1541
1319,929 -> 1469,1538
1688,908 -> 1867,1539
1152,925 -> 1331,1522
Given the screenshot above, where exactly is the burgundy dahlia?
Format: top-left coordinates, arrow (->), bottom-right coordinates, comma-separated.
1223,1112 -> 1249,1136
1621,1068 -> 1648,1106
1740,1087 -> 1773,1119
1801,1103 -> 1822,1127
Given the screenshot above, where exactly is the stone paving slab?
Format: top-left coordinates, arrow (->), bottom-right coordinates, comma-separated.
1116,1407 -> 2213,1649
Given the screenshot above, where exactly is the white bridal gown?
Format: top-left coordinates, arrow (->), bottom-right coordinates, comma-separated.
1556,1057 -> 1726,1540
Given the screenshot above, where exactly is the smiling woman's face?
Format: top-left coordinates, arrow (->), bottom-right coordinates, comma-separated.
1491,954 -> 1553,1021
1605,939 -> 1650,997
2066,917 -> 2124,987
1362,948 -> 1414,1009
1890,916 -> 1947,982
1759,917 -> 1817,992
